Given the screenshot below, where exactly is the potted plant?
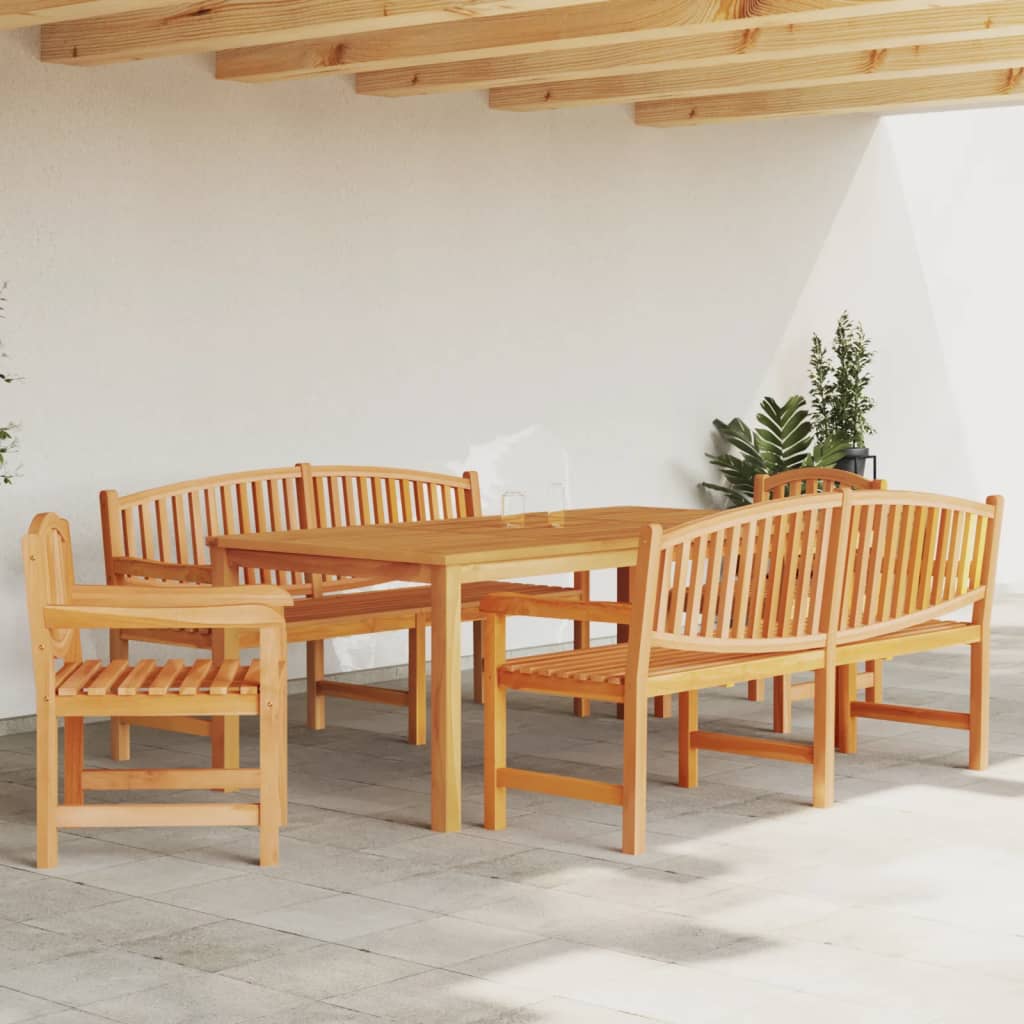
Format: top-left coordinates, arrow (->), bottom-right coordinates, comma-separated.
809,312 -> 875,475
1,282 -> 20,485
703,394 -> 848,506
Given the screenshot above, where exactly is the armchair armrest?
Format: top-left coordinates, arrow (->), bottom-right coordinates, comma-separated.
479,592 -> 631,625
44,585 -> 293,632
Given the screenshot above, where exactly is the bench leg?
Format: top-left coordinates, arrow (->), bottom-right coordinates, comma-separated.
211,718 -> 240,779
573,571 -> 591,718
836,663 -> 858,755
408,620 -> 427,746
746,679 -> 765,702
472,620 -> 484,705
678,691 -> 698,788
772,675 -> 792,734
866,659 -> 883,702
306,640 -> 326,731
969,637 -> 989,771
64,717 -> 84,806
109,630 -> 131,761
258,652 -> 284,867
812,667 -> 835,809
483,615 -> 507,831
37,703 -> 59,870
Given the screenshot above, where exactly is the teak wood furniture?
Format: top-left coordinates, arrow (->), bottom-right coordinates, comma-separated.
208,505 -> 707,832
23,513 -> 291,869
100,463 -> 581,761
481,489 -> 1002,854
749,468 -> 887,732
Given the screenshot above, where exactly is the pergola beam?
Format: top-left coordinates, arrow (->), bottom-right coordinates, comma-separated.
40,0 -> 601,66
354,0 -> 1024,95
487,33 -> 1024,109
0,0 -> 163,29
634,65 -> 1024,124
215,0 -> 994,83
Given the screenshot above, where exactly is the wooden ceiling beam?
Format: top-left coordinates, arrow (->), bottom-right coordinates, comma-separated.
39,0 -> 600,66
635,65 -> 1024,124
214,0 -> 992,84
354,0 -> 1024,96
0,0 -> 164,30
488,33 -> 1024,109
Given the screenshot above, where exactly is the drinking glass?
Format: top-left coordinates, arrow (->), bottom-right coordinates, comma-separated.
547,482 -> 566,528
501,491 -> 526,528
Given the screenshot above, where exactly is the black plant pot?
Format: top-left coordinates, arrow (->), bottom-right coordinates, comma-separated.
836,446 -> 870,476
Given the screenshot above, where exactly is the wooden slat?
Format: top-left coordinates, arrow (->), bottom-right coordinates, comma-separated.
40,0 -> 605,66
82,767 -> 261,790
318,680 -> 410,706
635,66 -> 1024,125
217,0 -> 1015,83
497,766 -> 624,805
487,33 -> 1024,108
119,714 -> 213,736
55,803 -> 259,828
691,729 -> 815,764
850,700 -> 970,729
0,0 -> 165,30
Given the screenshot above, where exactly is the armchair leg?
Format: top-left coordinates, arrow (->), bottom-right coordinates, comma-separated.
211,718 -> 240,790
746,679 -> 765,701
772,675 -> 792,734
408,620 -> 427,746
64,718 -> 85,806
472,621 -> 484,705
969,638 -> 990,771
483,615 -> 507,831
622,688 -> 648,856
109,630 -> 131,761
678,691 -> 698,788
37,705 -> 59,870
306,640 -> 326,731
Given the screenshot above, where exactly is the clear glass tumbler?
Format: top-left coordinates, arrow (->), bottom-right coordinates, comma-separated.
501,491 -> 526,528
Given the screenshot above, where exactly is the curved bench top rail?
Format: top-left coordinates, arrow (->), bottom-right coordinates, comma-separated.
754,467 -> 885,502
649,492 -> 846,654
836,490 -> 1001,645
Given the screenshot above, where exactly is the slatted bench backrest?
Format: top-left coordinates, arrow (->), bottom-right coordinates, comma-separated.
754,468 -> 884,502
100,464 -> 483,595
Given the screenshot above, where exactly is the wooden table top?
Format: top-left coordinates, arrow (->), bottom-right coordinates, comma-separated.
209,505 -> 708,567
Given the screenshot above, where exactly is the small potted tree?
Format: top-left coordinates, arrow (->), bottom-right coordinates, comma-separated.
1,282 -> 20,485
809,312 -> 876,475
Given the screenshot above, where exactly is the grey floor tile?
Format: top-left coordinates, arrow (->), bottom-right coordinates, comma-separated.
0,987 -> 64,1024
85,972 -> 305,1024
224,941 -> 425,1000
243,893 -> 431,943
351,916 -> 539,969
131,919 -> 320,973
25,896 -> 217,945
329,968 -> 543,1023
0,873 -> 122,923
353,869 -> 538,912
0,950 -> 199,1007
69,855 -> 245,897
152,872 -> 336,917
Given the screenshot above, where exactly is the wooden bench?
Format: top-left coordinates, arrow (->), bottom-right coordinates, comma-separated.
480,488 -> 1002,855
100,463 -> 581,760
748,468 -> 886,731
24,513 -> 290,869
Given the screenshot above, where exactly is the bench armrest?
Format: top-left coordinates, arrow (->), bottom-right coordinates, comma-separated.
43,585 -> 293,632
479,592 -> 631,625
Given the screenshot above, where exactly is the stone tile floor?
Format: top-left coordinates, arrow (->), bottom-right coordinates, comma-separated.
1,634 -> 1023,1022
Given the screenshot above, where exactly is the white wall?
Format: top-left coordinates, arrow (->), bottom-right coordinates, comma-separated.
0,28 -> 1016,719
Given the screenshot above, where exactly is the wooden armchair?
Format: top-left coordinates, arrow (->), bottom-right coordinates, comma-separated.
749,468 -> 886,733
482,493 -> 847,855
24,513 -> 291,869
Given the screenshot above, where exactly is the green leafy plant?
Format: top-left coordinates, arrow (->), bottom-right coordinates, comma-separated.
703,395 -> 849,507
809,312 -> 875,448
1,282 -> 20,486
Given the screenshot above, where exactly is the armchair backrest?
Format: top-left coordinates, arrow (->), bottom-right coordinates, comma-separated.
837,490 -> 1003,644
754,468 -> 885,502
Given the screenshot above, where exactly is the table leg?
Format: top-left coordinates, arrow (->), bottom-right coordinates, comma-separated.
431,564 -> 463,832
210,547 -> 242,797
616,568 -> 629,721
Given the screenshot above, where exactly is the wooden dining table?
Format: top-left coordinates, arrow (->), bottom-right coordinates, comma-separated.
208,504 -> 706,832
